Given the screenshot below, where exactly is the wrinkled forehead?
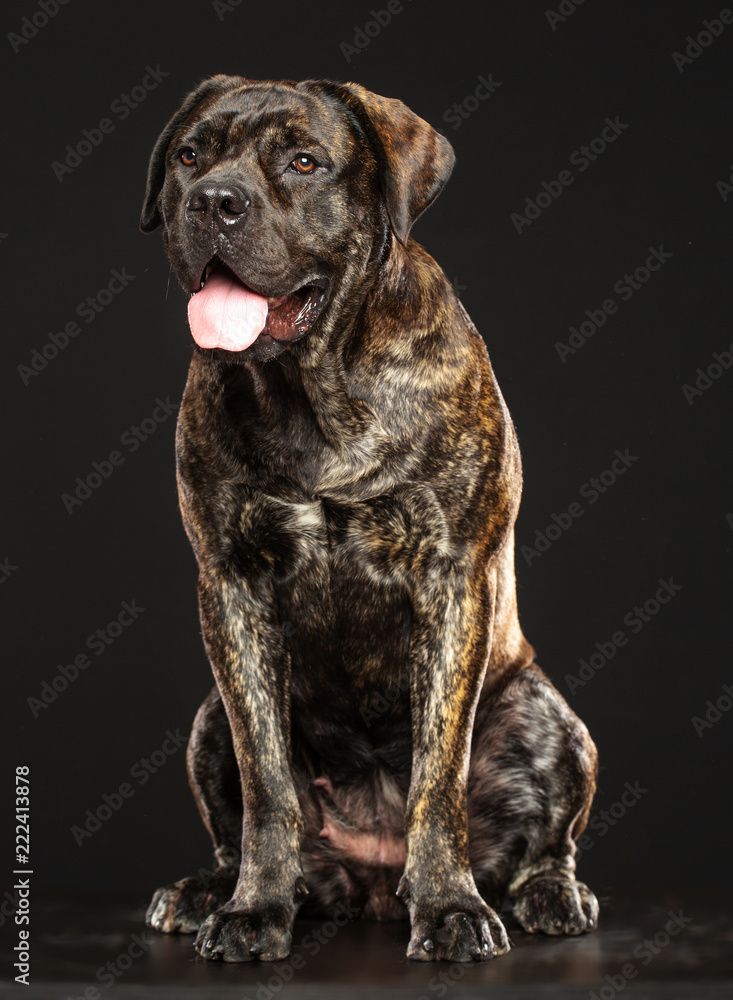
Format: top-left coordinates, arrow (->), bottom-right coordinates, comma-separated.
176,83 -> 360,162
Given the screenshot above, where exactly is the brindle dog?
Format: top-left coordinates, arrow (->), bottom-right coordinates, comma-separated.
140,75 -> 599,964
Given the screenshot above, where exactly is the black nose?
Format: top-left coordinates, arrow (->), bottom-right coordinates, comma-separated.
185,182 -> 251,229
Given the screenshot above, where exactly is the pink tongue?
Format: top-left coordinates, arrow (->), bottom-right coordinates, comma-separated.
187,269 -> 268,351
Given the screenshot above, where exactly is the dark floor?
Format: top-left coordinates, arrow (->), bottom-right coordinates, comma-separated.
1,889 -> 731,999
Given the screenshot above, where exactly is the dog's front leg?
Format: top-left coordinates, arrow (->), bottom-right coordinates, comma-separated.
193,570 -> 305,962
399,561 -> 510,963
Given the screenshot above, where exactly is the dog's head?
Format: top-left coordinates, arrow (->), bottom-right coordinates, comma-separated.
140,76 -> 455,362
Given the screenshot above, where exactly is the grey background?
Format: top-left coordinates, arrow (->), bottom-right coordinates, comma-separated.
2,0 -> 732,896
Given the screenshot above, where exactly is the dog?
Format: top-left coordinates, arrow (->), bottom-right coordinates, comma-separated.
139,76 -> 599,964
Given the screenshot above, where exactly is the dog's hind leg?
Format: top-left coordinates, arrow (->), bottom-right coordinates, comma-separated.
146,686 -> 242,933
467,665 -> 599,936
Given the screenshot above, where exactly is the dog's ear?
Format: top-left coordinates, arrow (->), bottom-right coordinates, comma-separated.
140,74 -> 246,233
328,82 -> 455,244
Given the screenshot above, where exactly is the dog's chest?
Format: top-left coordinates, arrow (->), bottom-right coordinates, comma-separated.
235,488 -> 429,696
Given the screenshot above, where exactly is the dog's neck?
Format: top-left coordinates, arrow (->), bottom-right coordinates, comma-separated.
181,239 -> 475,499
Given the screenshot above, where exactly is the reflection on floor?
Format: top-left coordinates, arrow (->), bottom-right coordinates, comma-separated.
1,888 -> 731,998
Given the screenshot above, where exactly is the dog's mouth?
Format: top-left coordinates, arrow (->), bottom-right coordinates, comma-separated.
187,258 -> 327,353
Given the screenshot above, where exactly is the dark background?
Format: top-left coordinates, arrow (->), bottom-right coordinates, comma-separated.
2,0 -> 732,901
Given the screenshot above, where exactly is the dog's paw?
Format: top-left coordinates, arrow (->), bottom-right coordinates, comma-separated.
405,889 -> 510,963
194,903 -> 294,962
145,870 -> 237,934
513,875 -> 598,936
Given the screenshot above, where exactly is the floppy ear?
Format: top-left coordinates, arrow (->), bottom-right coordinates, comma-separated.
140,74 -> 246,233
331,82 -> 455,244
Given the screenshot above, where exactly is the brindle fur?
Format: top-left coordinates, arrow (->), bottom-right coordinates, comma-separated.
140,76 -> 599,963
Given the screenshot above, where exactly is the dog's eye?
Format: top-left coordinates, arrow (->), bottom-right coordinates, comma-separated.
180,149 -> 197,167
290,155 -> 317,175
